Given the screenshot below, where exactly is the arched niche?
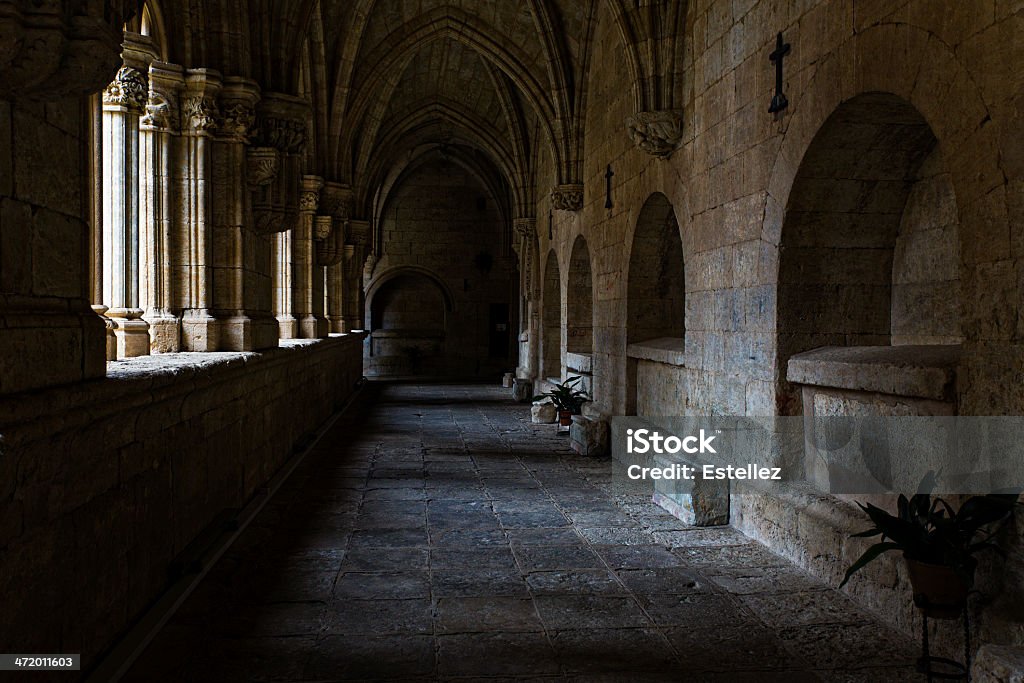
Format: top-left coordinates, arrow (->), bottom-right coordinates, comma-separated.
542,250 -> 562,382
779,92 -> 962,420
366,269 -> 452,377
625,192 -> 686,414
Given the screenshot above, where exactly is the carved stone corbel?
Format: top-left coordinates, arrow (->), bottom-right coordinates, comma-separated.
626,110 -> 683,158
248,92 -> 310,235
217,77 -> 260,143
141,62 -> 183,132
551,184 -> 584,212
103,65 -> 147,114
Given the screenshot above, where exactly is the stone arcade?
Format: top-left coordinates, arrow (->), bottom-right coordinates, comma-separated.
0,0 -> 1021,680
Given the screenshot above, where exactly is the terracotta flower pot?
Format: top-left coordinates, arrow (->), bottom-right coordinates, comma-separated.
905,557 -> 969,620
558,410 -> 573,426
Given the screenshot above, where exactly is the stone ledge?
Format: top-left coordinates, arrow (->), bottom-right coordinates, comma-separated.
626,337 -> 686,366
0,333 -> 367,440
786,345 -> 960,401
565,352 -> 592,374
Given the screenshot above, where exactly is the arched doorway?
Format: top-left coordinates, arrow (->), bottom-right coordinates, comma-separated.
626,193 -> 686,414
366,270 -> 451,377
566,236 -> 594,393
542,250 -> 562,382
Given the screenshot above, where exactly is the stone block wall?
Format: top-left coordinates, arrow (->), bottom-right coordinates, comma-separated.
0,334 -> 364,672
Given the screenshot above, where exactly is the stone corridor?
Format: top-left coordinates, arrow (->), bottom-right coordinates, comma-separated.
125,384 -> 921,682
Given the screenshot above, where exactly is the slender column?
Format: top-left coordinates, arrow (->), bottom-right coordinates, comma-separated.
102,65 -> 151,357
320,182 -> 352,333
514,217 -> 539,379
140,62 -> 184,352
296,175 -> 326,338
212,77 -> 277,350
343,220 -> 371,332
178,69 -> 222,351
273,232 -> 296,338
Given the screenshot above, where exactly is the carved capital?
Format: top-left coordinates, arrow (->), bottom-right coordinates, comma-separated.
256,93 -> 310,155
314,216 -> 333,241
626,110 -> 683,158
141,62 -> 184,132
551,184 -> 584,212
181,69 -> 222,132
246,147 -> 280,187
300,175 -> 324,214
513,218 -> 537,240
103,66 -> 147,113
218,77 -> 260,142
321,182 -> 353,221
348,219 -> 371,247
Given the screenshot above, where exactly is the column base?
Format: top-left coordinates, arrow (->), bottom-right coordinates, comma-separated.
92,305 -> 118,361
277,315 -> 299,340
182,311 -> 220,352
143,312 -> 181,353
219,314 -> 280,351
299,315 -> 329,339
328,316 -> 346,334
113,318 -> 151,358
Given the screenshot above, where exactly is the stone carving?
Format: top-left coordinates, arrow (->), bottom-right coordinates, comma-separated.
0,1 -> 136,99
182,95 -> 219,131
320,183 -> 353,221
551,184 -> 584,211
246,147 -> 279,186
314,216 -> 333,241
259,117 -> 306,154
103,66 -> 147,112
514,218 -> 537,240
141,90 -> 175,131
626,110 -> 683,158
219,102 -> 256,140
299,191 -> 320,213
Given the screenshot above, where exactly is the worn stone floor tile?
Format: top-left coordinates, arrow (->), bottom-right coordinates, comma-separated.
127,384 -> 924,682
435,596 -> 544,633
705,565 -> 828,595
437,632 -> 562,678
513,544 -> 606,571
525,569 -> 628,595
303,634 -> 435,680
549,628 -> 678,674
667,624 -> 806,672
340,547 -> 429,572
593,544 -> 680,569
740,590 -> 875,628
533,595 -> 652,630
333,571 -> 431,600
777,622 -> 918,671
324,598 -> 433,636
613,567 -> 708,595
506,527 -> 583,546
634,593 -> 755,628
431,547 -> 520,570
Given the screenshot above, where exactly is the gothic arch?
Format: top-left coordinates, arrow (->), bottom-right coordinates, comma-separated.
366,266 -> 456,321
542,249 -> 562,380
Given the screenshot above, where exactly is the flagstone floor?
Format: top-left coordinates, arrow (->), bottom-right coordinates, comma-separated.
124,383 -> 921,682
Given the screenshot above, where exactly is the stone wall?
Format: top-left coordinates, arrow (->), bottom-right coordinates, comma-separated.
528,0 -> 1023,652
365,158 -> 515,379
0,335 -> 364,671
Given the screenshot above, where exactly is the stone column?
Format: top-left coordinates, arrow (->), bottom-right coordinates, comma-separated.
514,217 -> 539,379
273,231 -> 297,338
102,65 -> 151,357
320,182 -> 352,334
140,62 -> 184,352
296,175 -> 326,338
211,77 -> 278,350
178,69 -> 222,351
344,220 -> 371,332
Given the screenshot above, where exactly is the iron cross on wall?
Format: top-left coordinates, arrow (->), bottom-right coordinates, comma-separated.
769,32 -> 790,114
605,164 -> 614,209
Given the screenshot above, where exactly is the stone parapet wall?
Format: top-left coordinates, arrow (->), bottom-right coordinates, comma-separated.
0,335 -> 365,672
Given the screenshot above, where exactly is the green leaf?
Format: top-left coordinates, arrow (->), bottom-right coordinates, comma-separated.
840,542 -> 901,588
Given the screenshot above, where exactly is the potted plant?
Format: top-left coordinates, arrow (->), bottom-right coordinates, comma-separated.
840,488 -> 1020,619
532,377 -> 590,427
